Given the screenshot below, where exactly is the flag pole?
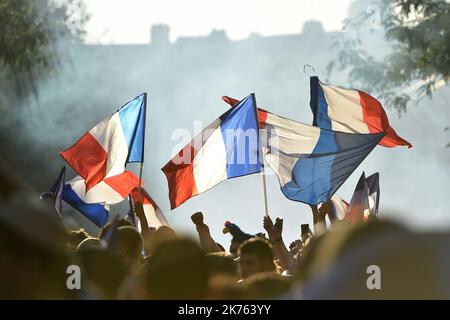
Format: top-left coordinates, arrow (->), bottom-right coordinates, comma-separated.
251,93 -> 269,216
136,92 -> 147,207
261,162 -> 269,217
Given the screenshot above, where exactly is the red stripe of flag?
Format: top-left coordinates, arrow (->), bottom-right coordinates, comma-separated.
358,91 -> 412,148
60,133 -> 108,191
103,171 -> 140,198
161,144 -> 198,209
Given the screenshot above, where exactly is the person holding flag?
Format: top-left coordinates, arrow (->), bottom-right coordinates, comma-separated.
62,170 -> 140,227
56,93 -> 147,227
60,93 -> 146,191
130,186 -> 168,233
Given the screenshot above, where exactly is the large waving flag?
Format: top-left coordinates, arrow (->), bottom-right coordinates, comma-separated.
222,96 -> 384,205
60,93 -> 146,191
162,94 -> 262,209
309,77 -> 411,148
130,187 -> 168,232
62,171 -> 140,227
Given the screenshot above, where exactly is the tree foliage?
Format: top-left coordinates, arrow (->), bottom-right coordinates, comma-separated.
328,0 -> 450,114
0,0 -> 88,99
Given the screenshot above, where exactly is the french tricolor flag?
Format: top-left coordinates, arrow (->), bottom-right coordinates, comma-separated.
60,93 -> 146,191
130,187 -> 168,232
162,94 -> 262,209
310,77 -> 412,148
259,109 -> 384,205
62,171 -> 140,227
222,96 -> 384,205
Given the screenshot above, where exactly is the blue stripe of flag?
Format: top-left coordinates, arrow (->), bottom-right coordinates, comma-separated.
219,94 -> 262,178
118,93 -> 145,163
281,129 -> 384,205
310,76 -> 332,130
62,184 -> 109,227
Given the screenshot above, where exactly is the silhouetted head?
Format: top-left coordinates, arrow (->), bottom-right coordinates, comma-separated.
77,237 -> 102,251
68,228 -> 90,250
98,218 -> 133,239
206,252 -> 237,278
143,238 -> 209,299
223,221 -> 254,256
78,248 -> 127,299
144,225 -> 178,256
298,218 -> 449,299
0,192 -> 72,299
238,238 -> 275,279
207,274 -> 248,300
115,226 -> 143,268
241,272 -> 293,299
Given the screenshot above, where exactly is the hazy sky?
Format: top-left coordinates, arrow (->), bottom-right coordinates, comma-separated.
84,0 -> 353,44
25,0 -> 449,244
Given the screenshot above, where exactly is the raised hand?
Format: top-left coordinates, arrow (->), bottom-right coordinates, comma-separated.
273,217 -> 283,240
263,215 -> 275,239
319,202 -> 330,219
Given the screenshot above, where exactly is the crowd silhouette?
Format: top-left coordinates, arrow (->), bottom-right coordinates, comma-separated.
1,159 -> 449,300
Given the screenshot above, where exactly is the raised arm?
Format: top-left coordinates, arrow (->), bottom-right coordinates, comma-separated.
191,212 -> 221,253
263,215 -> 290,271
310,204 -> 327,236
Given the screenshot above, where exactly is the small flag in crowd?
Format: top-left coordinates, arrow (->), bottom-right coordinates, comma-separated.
329,172 -> 380,223
365,172 -> 380,216
40,167 -> 66,216
60,93 -> 146,191
346,172 -> 370,223
222,96 -> 384,205
130,187 -> 168,232
162,94 -> 262,209
309,77 -> 412,148
62,171 -> 140,227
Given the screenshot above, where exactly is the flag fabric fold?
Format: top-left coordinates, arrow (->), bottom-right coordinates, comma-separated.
60,93 -> 145,191
309,76 -> 412,148
62,170 -> 140,227
162,94 -> 262,209
260,110 -> 384,205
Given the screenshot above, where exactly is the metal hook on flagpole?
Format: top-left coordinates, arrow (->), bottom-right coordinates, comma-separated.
303,64 -> 317,77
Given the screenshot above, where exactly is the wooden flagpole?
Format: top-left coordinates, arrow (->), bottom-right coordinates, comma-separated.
261,162 -> 269,217
136,92 -> 147,203
133,92 -> 150,233
251,93 -> 269,216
